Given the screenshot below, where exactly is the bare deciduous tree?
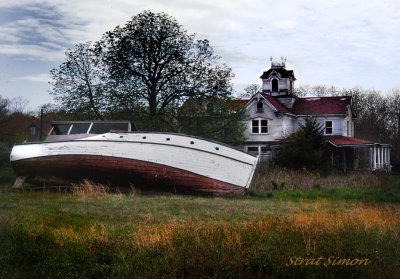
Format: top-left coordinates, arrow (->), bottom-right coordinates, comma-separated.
50,42 -> 107,120
239,84 -> 260,98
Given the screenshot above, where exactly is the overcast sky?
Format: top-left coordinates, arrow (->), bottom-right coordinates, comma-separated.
0,0 -> 399,111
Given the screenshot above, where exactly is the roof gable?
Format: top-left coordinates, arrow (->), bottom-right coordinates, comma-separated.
242,93 -> 290,113
260,93 -> 290,113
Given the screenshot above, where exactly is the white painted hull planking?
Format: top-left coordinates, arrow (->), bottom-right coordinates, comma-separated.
10,132 -> 258,195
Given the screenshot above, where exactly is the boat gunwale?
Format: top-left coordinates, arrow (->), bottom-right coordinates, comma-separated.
15,131 -> 257,159
110,131 -> 254,155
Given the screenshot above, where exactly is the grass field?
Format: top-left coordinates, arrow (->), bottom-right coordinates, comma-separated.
0,175 -> 399,278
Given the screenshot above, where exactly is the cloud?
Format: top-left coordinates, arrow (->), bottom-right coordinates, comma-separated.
0,44 -> 65,61
0,0 -> 399,94
20,73 -> 50,83
0,2 -> 84,61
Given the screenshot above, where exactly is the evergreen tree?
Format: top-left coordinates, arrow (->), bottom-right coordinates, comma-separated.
273,117 -> 326,170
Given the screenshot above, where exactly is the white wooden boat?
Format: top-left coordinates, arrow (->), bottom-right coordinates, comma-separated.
10,121 -> 258,195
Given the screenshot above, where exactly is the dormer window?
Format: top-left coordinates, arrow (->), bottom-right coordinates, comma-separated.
272,78 -> 278,92
256,101 -> 264,113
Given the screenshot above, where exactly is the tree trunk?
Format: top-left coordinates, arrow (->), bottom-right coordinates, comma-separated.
85,75 -> 104,120
148,89 -> 157,119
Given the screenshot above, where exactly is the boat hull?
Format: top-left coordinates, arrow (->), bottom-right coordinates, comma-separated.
12,154 -> 246,195
10,133 -> 258,195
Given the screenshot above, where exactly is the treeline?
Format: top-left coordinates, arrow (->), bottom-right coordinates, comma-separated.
294,85 -> 400,170
0,95 -> 82,183
0,96 -> 29,183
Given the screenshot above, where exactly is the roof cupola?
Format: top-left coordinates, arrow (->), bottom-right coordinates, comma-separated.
260,57 -> 296,97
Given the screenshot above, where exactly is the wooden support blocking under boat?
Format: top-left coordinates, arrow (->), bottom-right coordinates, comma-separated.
13,176 -> 26,189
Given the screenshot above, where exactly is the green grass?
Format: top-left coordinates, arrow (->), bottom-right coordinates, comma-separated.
249,174 -> 400,203
0,176 -> 399,278
251,186 -> 400,203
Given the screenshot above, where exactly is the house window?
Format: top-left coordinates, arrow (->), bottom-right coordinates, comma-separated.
247,146 -> 259,156
256,101 -> 263,113
346,121 -> 349,136
325,121 -> 333,134
260,120 -> 268,133
252,120 -> 258,133
252,119 -> 268,134
272,79 -> 278,92
260,146 -> 271,155
30,126 -> 36,136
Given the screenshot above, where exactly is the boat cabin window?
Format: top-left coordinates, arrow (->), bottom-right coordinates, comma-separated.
70,123 -> 91,134
50,121 -> 131,136
52,124 -> 71,135
89,122 -> 130,134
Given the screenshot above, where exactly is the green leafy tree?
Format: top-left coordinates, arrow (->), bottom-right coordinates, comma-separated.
273,117 -> 326,170
96,11 -> 234,130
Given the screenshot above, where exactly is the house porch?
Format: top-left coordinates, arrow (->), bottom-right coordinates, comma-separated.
325,136 -> 390,172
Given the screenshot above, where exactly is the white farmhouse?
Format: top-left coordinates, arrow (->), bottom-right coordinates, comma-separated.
238,60 -> 390,171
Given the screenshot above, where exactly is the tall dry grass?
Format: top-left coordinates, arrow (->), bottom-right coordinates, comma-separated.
250,167 -> 387,191
71,179 -> 110,196
5,204 -> 398,278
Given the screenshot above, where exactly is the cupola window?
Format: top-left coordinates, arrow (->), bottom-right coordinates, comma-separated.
272,78 -> 279,92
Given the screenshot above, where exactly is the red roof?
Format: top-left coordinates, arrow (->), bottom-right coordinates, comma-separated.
229,99 -> 249,112
181,95 -> 352,116
261,93 -> 290,112
324,135 -> 373,146
292,96 -> 351,115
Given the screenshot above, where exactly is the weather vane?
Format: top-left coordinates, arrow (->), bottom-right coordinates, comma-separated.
270,56 -> 286,68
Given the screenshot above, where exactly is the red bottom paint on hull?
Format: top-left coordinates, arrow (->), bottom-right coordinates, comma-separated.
11,155 -> 246,195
